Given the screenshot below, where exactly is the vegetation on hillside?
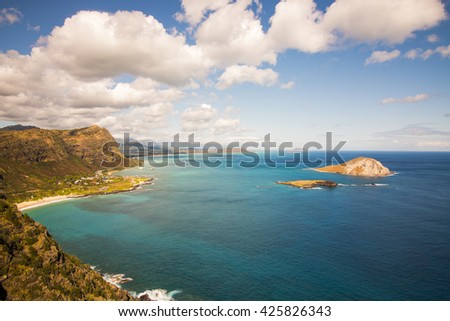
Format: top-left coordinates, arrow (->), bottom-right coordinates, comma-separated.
0,199 -> 133,300
0,125 -> 141,202
0,125 -> 145,300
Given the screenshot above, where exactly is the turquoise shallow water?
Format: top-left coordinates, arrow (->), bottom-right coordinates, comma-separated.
26,152 -> 450,300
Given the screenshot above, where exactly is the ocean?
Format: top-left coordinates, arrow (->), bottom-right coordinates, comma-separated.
25,151 -> 450,300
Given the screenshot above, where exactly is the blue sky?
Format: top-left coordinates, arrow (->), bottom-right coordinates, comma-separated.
0,0 -> 449,150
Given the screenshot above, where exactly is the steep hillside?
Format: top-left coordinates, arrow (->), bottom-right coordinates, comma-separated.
0,125 -> 145,301
54,125 -> 120,168
0,125 -> 127,202
0,199 -> 133,300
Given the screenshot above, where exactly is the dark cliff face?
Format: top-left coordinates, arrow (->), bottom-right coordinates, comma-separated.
0,125 -> 123,201
0,200 -> 133,301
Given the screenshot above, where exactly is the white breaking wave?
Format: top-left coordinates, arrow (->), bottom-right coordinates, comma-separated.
131,289 -> 182,301
103,273 -> 134,287
90,266 -> 181,301
90,266 -> 134,288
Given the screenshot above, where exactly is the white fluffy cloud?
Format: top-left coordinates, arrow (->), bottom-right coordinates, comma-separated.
323,0 -> 446,44
180,103 -> 243,138
187,0 -> 447,58
268,0 -> 334,53
216,65 -> 278,89
0,47 -> 183,130
0,8 -> 22,25
195,0 -> 276,66
181,104 -> 218,132
97,103 -> 174,138
381,93 -> 430,104
214,118 -> 241,134
0,10 -> 206,134
177,0 -> 230,26
65,78 -> 184,109
266,0 -> 446,54
0,2 -> 448,140
186,0 -> 446,58
365,50 -> 401,65
44,11 -> 210,85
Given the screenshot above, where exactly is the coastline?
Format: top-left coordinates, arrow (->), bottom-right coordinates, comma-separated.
17,195 -> 79,211
16,177 -> 154,211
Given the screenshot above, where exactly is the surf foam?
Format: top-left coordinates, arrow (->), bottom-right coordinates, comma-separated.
90,266 -> 181,301
131,289 -> 182,301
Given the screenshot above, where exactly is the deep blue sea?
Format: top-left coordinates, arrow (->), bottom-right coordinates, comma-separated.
25,152 -> 450,300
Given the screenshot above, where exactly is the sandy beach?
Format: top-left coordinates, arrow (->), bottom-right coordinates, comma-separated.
16,195 -> 78,211
15,177 -> 154,211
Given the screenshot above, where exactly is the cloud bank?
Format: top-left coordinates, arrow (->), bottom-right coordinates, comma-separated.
0,0 -> 447,139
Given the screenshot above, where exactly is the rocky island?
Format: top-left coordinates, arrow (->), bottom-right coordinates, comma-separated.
315,157 -> 393,177
277,180 -> 338,189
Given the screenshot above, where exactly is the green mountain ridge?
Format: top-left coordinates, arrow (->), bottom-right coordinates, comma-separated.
0,125 -> 124,202
0,125 -> 139,300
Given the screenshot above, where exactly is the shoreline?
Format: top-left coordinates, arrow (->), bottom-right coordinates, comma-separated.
16,177 -> 154,211
16,195 -> 80,211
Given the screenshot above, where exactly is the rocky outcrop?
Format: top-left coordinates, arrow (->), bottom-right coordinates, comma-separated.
0,200 -> 133,300
277,180 -> 338,189
315,157 -> 392,177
